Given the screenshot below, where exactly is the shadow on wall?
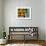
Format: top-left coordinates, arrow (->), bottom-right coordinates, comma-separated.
0,31 -> 3,39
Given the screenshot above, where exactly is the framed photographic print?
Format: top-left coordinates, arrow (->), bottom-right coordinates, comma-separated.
16,7 -> 32,19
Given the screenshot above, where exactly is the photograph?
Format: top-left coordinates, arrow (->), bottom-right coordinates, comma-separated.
16,7 -> 32,19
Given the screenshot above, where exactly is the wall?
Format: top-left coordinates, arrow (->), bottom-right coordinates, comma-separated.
32,0 -> 45,40
45,0 -> 46,40
0,0 -> 3,38
3,0 -> 45,40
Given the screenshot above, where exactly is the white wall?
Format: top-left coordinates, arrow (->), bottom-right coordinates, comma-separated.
3,0 -> 45,40
32,0 -> 45,40
0,0 -> 3,38
45,0 -> 46,40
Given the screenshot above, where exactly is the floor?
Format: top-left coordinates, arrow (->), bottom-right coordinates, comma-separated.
0,44 -> 42,46
0,40 -> 46,46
